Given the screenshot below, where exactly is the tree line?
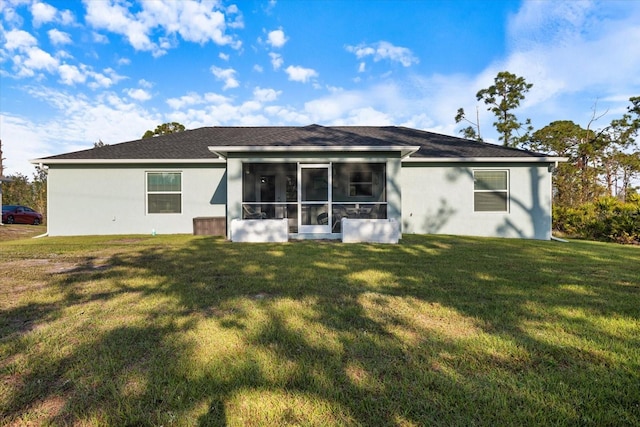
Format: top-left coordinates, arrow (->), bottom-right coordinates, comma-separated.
456,71 -> 640,243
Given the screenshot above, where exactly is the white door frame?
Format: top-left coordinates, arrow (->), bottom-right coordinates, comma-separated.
298,163 -> 331,234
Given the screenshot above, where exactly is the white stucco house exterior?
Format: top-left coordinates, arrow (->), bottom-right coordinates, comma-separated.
32,125 -> 565,241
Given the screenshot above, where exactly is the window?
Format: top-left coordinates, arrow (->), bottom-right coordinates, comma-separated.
147,172 -> 182,214
333,163 -> 385,202
242,163 -> 298,232
349,171 -> 373,197
474,170 -> 508,212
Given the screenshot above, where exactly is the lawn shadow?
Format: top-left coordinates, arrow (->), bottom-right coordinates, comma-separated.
1,235 -> 639,425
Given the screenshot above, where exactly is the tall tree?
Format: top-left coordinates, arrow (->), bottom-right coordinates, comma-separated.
142,122 -> 186,139
599,96 -> 640,200
31,167 -> 47,218
2,173 -> 30,205
528,120 -> 601,207
454,107 -> 483,141
0,139 -> 5,177
475,71 -> 533,147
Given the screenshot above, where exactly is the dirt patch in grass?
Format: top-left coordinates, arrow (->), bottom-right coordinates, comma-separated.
105,237 -> 147,244
3,282 -> 49,296
1,257 -> 112,275
0,224 -> 46,241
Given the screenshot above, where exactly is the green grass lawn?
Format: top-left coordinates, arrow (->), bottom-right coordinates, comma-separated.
1,234 -> 639,426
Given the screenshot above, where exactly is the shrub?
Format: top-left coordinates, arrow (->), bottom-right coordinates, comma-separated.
553,196 -> 640,244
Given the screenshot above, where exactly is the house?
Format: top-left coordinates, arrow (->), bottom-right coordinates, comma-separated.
32,125 -> 565,241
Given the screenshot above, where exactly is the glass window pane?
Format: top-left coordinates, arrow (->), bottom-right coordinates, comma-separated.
474,192 -> 507,212
474,171 -> 507,191
243,163 -> 296,203
148,194 -> 181,213
332,163 -> 385,202
148,172 -> 181,192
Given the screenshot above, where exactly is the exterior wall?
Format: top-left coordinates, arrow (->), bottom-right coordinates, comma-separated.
401,162 -> 553,240
45,158 -> 554,240
46,164 -> 226,236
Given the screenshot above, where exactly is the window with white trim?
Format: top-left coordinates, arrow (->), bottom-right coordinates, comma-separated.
474,170 -> 509,212
349,171 -> 373,197
147,172 -> 182,214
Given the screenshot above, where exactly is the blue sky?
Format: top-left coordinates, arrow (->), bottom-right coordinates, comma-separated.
1,0 -> 639,176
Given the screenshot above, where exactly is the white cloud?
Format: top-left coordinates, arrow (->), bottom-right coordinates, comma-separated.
165,2 -> 230,45
267,29 -> 287,48
2,27 -> 127,88
167,93 -> 203,110
139,79 -> 153,89
23,86 -> 161,147
226,4 -> 244,29
31,2 -> 57,27
48,29 -> 71,46
253,87 -> 281,102
87,73 -> 112,89
4,29 -> 37,50
0,113 -> 51,176
0,2 -> 25,26
166,92 -> 230,110
491,0 -> 640,128
21,46 -> 58,74
58,64 -> 86,85
264,106 -> 310,124
285,65 -> 318,83
210,66 -> 239,90
59,9 -> 74,25
253,64 -> 264,73
269,52 -> 283,70
240,100 -> 262,113
126,88 -> 152,101
0,89 -> 162,175
83,0 -> 242,56
330,107 -> 392,126
219,52 -> 230,61
203,92 -> 230,104
346,41 -> 418,67
93,32 -> 109,44
83,0 -> 160,54
304,90 -> 365,121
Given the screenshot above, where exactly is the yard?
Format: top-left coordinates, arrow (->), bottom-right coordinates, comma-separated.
1,232 -> 639,426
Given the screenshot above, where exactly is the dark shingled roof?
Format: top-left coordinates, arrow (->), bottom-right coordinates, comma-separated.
38,124 -> 551,161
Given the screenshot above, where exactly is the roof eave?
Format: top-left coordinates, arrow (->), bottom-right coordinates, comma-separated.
402,156 -> 568,163
207,145 -> 420,159
30,158 -> 225,165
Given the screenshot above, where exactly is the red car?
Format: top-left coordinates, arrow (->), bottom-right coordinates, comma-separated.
2,205 -> 43,225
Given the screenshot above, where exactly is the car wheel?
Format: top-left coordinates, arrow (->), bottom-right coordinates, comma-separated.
33,218 -> 41,225
6,216 -> 15,224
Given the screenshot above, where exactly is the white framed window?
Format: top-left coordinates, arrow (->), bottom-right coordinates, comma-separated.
348,171 -> 373,197
147,171 -> 182,214
473,170 -> 509,212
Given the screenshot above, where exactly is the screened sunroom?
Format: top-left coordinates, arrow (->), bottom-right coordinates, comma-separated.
241,162 -> 388,235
